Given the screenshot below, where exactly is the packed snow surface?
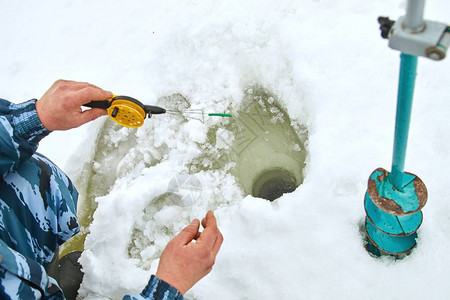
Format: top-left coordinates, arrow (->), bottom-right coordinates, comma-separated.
1,0 -> 450,299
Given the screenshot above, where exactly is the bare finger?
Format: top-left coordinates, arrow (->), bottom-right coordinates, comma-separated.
211,230 -> 223,255
197,212 -> 220,250
72,108 -> 108,128
172,219 -> 200,246
202,211 -> 217,228
70,86 -> 113,106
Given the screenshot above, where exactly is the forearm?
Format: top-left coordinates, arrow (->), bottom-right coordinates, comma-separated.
0,98 -> 50,176
123,275 -> 184,300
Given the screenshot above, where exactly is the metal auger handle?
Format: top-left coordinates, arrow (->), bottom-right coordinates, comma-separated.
380,0 -> 449,60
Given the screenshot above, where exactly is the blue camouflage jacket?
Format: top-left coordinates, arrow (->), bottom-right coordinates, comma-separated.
0,98 -> 183,300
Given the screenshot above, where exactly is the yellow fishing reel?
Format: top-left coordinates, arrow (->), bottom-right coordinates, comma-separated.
107,96 -> 147,127
84,95 -> 166,128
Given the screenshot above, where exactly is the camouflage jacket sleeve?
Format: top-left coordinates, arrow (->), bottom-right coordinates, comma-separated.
0,98 -> 50,177
0,240 -> 64,299
123,275 -> 184,300
0,98 -> 63,299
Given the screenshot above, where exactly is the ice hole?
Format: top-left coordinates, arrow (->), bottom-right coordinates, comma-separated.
252,168 -> 298,201
226,86 -> 307,201
193,85 -> 308,201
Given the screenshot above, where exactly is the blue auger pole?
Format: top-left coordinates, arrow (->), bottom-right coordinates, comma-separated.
389,53 -> 418,191
389,0 -> 424,191
363,0 -> 450,256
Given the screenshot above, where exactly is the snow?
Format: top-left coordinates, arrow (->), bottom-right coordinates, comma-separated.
1,0 -> 450,299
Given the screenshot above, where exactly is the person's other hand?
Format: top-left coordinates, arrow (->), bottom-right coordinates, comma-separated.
36,79 -> 112,131
156,211 -> 224,295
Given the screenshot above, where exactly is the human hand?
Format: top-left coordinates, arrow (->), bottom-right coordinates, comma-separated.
155,211 -> 224,295
36,79 -> 113,131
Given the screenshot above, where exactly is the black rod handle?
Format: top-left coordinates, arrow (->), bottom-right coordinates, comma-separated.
83,100 -> 111,109
144,105 -> 166,115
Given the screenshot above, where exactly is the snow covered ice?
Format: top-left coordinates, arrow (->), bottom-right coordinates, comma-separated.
1,0 -> 450,299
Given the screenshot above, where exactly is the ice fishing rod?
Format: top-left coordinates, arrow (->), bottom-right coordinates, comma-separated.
84,95 -> 231,128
